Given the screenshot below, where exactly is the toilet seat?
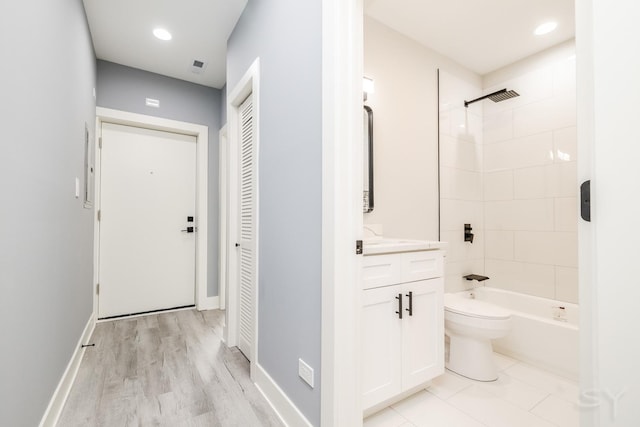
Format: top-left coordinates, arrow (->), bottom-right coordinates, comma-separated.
444,294 -> 511,320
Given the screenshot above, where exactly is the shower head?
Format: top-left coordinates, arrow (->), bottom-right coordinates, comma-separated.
464,88 -> 520,108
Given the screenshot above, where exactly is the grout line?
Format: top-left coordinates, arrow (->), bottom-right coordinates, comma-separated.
528,393 -> 553,413
389,406 -> 412,426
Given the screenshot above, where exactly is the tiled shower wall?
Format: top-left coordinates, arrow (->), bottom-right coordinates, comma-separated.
483,41 -> 577,303
439,71 -> 485,293
440,41 -> 578,303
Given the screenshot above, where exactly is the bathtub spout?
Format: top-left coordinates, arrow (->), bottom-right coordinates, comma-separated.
464,274 -> 489,282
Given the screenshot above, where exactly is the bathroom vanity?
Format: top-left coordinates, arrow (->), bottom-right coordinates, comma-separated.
362,239 -> 446,415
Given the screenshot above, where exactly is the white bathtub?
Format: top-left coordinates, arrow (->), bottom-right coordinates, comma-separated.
453,287 -> 579,381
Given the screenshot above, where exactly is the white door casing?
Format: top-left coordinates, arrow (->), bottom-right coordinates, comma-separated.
98,123 -> 196,318
93,108 -> 209,317
218,125 -> 228,310
321,0 -> 364,424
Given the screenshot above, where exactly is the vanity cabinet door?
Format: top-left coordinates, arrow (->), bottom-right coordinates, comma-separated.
362,284 -> 403,409
401,278 -> 444,390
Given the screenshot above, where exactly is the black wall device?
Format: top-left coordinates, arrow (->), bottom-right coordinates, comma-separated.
580,180 -> 591,222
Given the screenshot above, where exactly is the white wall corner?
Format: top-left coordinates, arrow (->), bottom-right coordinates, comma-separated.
254,363 -> 313,427
38,314 -> 96,427
321,0 -> 364,426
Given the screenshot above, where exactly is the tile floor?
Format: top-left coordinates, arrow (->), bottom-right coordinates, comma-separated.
364,353 -> 579,427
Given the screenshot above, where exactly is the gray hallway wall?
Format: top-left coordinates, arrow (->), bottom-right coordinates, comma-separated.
0,0 -> 96,425
96,60 -> 223,297
227,0 -> 323,424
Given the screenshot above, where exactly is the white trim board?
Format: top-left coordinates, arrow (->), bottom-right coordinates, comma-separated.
254,364 -> 313,427
321,1 -> 364,426
94,108 -> 209,314
218,124 -> 228,311
38,314 -> 96,427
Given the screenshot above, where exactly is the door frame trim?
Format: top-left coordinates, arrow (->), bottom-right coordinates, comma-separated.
218,124 -> 228,311
321,1 -> 363,426
224,58 -> 260,379
93,107 -> 209,316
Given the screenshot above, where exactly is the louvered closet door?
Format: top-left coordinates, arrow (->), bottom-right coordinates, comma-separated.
238,94 -> 256,360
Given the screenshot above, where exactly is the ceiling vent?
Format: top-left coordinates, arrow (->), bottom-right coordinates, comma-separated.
190,59 -> 208,74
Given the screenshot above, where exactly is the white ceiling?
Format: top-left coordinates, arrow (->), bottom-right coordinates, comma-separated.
82,0 -> 248,89
82,1 -> 574,89
365,0 -> 575,75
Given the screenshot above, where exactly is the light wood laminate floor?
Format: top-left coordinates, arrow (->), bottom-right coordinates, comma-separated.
58,309 -> 284,427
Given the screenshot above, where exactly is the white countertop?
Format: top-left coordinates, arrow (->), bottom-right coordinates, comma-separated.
363,237 -> 448,255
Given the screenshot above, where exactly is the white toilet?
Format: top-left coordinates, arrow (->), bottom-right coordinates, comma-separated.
444,292 -> 512,381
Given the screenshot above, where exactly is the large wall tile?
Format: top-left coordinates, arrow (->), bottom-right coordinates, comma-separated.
451,108 -> 483,144
514,163 -> 577,199
441,167 -> 483,201
440,110 -> 453,137
553,54 -> 577,96
441,230 -> 484,263
485,230 -> 515,260
555,267 -> 579,303
513,94 -> 576,138
484,170 -> 514,201
480,42 -> 577,302
547,162 -> 578,198
485,259 -> 556,299
514,231 -> 578,267
555,197 -> 578,232
440,199 -> 484,232
484,132 -> 553,172
514,166 -> 549,199
553,126 -> 577,163
485,199 -> 554,231
440,136 -> 482,171
484,109 -> 514,143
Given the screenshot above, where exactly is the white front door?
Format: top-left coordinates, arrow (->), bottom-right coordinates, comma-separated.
98,123 -> 197,319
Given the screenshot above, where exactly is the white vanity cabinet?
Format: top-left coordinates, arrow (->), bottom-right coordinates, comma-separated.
362,249 -> 444,412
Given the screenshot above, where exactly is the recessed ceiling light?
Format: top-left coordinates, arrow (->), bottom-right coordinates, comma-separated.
534,22 -> 558,36
153,28 -> 172,41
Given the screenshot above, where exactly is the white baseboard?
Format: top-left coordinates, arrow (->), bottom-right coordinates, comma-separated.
198,296 -> 220,311
254,363 -> 312,427
39,313 -> 96,427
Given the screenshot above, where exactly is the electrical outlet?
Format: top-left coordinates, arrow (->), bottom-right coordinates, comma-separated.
298,358 -> 314,388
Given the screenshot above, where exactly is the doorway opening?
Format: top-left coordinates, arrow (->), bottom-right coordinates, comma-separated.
93,108 -> 209,319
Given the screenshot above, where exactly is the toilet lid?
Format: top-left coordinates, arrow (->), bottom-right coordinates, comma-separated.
444,293 -> 512,320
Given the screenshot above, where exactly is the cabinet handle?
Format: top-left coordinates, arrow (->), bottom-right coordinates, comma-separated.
405,291 -> 413,316
395,293 -> 403,319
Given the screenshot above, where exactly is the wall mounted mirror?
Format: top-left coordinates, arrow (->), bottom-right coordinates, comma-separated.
363,105 -> 374,213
